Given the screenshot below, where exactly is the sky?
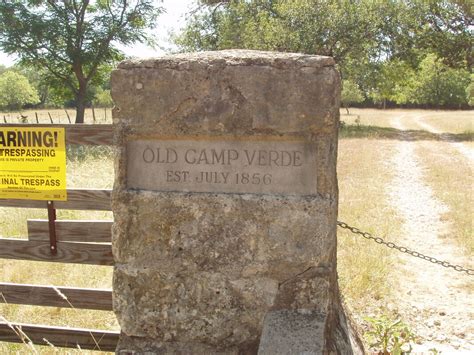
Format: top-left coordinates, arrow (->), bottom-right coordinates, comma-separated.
0,0 -> 197,67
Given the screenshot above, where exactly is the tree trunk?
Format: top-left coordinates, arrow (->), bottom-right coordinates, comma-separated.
75,86 -> 87,124
75,101 -> 86,124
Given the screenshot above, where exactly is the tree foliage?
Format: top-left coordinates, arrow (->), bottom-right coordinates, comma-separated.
467,74 -> 474,107
13,65 -> 54,106
176,0 -> 384,64
341,80 -> 364,114
176,0 -> 472,108
93,87 -> 113,107
0,0 -> 162,122
0,71 -> 39,110
369,60 -> 415,108
407,54 -> 470,107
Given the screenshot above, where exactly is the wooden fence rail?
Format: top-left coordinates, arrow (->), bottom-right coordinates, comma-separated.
27,219 -> 112,243
0,322 -> 119,351
0,283 -> 113,311
0,188 -> 112,210
0,123 -> 118,351
0,238 -> 113,265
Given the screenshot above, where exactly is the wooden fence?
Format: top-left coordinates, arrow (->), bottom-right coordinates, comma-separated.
0,124 -> 118,352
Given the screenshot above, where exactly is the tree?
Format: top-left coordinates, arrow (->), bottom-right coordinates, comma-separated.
13,65 -> 51,107
409,54 -> 470,107
367,1 -> 471,70
0,71 -> 39,110
0,1 -> 161,123
412,1 -> 472,69
177,1 -> 471,66
370,60 -> 415,108
341,80 -> 364,114
467,74 -> 474,107
176,0 -> 472,108
176,0 -> 383,66
93,87 -> 114,107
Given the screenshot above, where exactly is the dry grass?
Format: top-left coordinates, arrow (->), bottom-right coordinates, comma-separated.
337,139 -> 403,318
412,111 -> 474,134
341,108 -> 402,128
341,108 -> 474,134
0,108 -> 112,125
0,147 -> 116,354
416,141 -> 473,255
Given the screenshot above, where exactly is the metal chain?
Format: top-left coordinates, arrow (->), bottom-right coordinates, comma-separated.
337,221 -> 474,276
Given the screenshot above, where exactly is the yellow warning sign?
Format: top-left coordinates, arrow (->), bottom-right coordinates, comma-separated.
0,127 -> 67,201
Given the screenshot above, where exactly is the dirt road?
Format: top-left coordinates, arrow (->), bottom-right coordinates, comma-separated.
386,115 -> 473,353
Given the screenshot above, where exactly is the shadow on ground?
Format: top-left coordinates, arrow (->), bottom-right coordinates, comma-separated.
339,123 -> 473,142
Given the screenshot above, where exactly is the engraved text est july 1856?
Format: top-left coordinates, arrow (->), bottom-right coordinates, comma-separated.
127,138 -> 317,195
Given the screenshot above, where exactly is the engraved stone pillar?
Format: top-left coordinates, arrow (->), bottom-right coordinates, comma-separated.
111,50 -> 361,354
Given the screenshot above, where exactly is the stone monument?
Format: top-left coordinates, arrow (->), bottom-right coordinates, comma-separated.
111,50 -> 361,354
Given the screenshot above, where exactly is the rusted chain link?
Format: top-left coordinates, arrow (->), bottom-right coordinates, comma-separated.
337,221 -> 474,276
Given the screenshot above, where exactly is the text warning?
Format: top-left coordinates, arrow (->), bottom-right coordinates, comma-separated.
0,127 -> 67,201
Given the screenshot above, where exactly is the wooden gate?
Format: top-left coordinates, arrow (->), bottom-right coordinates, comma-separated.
0,124 -> 119,352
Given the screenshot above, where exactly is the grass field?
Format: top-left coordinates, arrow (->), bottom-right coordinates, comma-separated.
0,108 -> 472,352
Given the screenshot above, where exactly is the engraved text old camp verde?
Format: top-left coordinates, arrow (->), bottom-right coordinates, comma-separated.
127,139 -> 318,195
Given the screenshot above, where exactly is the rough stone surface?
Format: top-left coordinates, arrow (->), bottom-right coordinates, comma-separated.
111,49 -> 361,354
258,310 -> 326,355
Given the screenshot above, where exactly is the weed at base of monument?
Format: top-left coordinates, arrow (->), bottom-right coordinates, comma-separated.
364,314 -> 415,354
